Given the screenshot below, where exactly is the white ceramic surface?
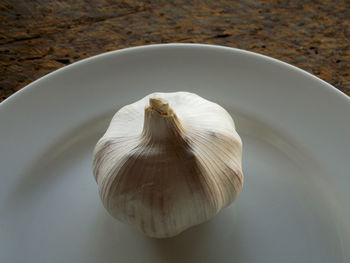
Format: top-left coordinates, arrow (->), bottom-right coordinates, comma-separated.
0,44 -> 349,263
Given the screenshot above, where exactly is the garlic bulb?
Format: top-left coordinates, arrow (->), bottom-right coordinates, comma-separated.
93,92 -> 243,238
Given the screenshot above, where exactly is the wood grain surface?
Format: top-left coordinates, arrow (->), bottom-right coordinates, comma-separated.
0,0 -> 349,101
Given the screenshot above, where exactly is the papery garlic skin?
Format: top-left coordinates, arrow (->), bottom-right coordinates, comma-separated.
93,92 -> 243,238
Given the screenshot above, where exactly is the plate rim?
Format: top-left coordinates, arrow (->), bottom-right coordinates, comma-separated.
1,43 -> 349,108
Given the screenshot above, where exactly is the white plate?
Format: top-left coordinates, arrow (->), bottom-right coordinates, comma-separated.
1,44 -> 349,263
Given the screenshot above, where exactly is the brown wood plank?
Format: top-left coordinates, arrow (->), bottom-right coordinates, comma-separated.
1,0 -> 349,101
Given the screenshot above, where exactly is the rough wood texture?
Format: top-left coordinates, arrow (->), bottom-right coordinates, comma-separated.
0,0 -> 349,101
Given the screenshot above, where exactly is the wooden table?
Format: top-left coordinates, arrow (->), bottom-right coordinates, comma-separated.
1,0 -> 349,102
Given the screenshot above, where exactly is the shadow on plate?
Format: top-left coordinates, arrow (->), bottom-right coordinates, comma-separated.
88,205 -> 244,263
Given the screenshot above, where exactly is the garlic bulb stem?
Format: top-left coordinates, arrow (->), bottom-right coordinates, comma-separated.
149,97 -> 170,115
142,98 -> 185,142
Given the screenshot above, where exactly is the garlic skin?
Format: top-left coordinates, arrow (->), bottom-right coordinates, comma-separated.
93,92 -> 243,238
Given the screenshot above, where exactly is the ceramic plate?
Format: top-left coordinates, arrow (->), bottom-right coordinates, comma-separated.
1,44 -> 349,263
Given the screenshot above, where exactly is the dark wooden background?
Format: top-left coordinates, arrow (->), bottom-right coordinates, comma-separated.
1,0 -> 349,102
